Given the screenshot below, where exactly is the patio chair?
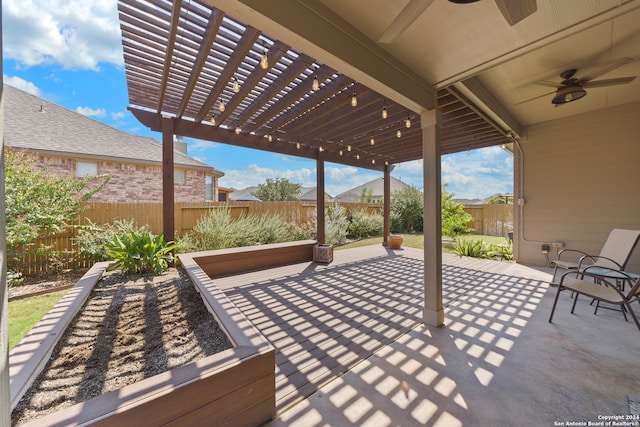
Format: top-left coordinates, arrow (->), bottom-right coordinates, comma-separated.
550,228 -> 640,284
548,266 -> 640,330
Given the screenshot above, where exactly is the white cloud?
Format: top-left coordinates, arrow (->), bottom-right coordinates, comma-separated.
111,111 -> 126,120
76,106 -> 107,117
3,0 -> 122,70
3,75 -> 41,95
188,139 -> 221,151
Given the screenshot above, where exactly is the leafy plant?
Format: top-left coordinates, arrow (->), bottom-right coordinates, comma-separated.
253,177 -> 302,201
488,238 -> 514,261
76,219 -> 149,261
390,185 -> 423,233
4,150 -> 109,270
348,209 -> 383,239
441,185 -> 473,237
451,239 -> 491,259
106,231 -> 177,274
325,203 -> 349,245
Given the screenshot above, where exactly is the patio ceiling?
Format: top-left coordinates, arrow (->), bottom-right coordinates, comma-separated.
118,0 -> 510,172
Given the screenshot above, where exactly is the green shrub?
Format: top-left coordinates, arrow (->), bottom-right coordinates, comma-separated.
348,209 -> 383,239
292,220 -> 316,241
325,203 -> 348,245
176,207 -> 294,252
441,186 -> 473,237
391,186 -> 423,233
488,238 -> 513,261
76,219 -> 149,262
451,239 -> 491,259
106,231 -> 177,274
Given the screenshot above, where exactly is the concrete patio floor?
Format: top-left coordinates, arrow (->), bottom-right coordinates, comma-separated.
217,245 -> 640,427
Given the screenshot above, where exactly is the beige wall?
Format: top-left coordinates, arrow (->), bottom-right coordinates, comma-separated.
514,101 -> 640,273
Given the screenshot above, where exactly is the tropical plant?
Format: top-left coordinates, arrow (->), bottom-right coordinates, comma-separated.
75,219 -> 149,262
489,238 -> 514,260
106,231 -> 177,274
253,177 -> 302,201
451,239 -> 491,259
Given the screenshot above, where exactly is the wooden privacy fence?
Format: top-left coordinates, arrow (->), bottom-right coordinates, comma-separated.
463,204 -> 513,237
19,202 -> 510,276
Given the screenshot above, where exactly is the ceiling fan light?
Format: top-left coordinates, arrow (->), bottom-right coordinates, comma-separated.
552,86 -> 587,104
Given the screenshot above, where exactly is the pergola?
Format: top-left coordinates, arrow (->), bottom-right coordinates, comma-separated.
117,0 -> 511,326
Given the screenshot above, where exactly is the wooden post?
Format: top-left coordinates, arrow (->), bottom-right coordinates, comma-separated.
383,164 -> 391,246
316,154 -> 325,244
162,116 -> 175,242
422,109 -> 444,327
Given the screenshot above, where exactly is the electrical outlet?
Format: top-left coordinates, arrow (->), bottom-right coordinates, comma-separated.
517,198 -> 526,206
551,241 -> 564,249
541,243 -> 550,254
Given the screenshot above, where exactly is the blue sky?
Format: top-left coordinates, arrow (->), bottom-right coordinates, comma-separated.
1,0 -> 513,199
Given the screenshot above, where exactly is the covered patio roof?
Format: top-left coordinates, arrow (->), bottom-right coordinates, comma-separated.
118,0 -> 510,171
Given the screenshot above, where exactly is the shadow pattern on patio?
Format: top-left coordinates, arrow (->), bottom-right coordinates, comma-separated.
223,250 -> 540,415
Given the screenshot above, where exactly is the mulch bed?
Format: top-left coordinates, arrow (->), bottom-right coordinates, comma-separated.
11,267 -> 232,425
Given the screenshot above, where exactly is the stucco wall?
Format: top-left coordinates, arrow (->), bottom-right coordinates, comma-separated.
514,101 -> 640,273
28,154 -> 213,203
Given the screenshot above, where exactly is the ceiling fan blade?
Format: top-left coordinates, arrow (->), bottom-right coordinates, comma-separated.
514,89 -> 556,105
580,58 -> 635,82
536,80 -> 564,88
378,0 -> 434,43
583,76 -> 637,88
495,0 -> 537,26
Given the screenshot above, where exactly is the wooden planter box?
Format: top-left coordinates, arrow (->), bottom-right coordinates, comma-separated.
10,252 -> 278,427
313,244 -> 334,264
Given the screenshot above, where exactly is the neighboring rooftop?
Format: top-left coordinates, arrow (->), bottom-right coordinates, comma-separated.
334,176 -> 412,203
3,85 -> 223,175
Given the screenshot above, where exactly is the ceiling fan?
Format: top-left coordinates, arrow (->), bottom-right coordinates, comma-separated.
522,58 -> 637,105
378,0 -> 536,43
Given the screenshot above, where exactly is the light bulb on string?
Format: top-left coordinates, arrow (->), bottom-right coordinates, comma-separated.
351,90 -> 357,107
339,149 -> 343,156
296,142 -> 301,149
260,41 -> 269,69
396,129 -> 402,138
382,102 -> 388,119
268,134 -> 273,142
232,77 -> 240,93
210,115 -> 216,125
356,154 -> 360,160
347,145 -> 352,152
371,159 -> 375,165
235,124 -> 241,134
370,138 -> 375,146
405,115 -> 411,128
219,101 -> 225,112
312,75 -> 320,91
385,160 -> 389,166
319,146 -> 324,152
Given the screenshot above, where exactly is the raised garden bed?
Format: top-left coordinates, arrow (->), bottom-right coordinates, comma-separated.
10,251 -> 278,426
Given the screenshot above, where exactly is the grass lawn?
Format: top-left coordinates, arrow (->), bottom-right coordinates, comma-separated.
8,289 -> 69,350
336,234 -> 510,252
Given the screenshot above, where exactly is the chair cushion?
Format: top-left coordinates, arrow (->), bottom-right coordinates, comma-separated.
561,277 -> 624,303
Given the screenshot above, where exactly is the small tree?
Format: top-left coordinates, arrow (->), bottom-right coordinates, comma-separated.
4,150 -> 109,271
253,177 -> 301,201
390,185 -> 424,233
442,186 -> 473,237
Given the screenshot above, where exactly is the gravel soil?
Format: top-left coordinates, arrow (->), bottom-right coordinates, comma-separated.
11,267 -> 232,425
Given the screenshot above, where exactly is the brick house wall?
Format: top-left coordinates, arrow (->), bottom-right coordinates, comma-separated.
30,153 -> 217,203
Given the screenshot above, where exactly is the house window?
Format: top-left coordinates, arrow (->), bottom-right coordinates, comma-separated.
174,170 -> 185,184
205,175 -> 213,201
76,162 -> 97,177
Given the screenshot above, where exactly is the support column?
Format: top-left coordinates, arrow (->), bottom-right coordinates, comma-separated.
316,155 -> 325,244
422,109 -> 444,327
383,164 -> 391,246
162,117 -> 175,242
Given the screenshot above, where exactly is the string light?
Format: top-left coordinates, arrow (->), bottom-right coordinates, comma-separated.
371,159 -> 376,165
219,101 -> 225,112
370,137 -> 375,146
385,160 -> 389,166
396,129 -> 402,138
235,123 -> 241,134
356,154 -> 360,160
339,149 -> 343,156
232,76 -> 240,93
296,142 -> 301,149
210,115 -> 216,125
347,145 -> 352,152
319,146 -> 324,152
351,89 -> 357,107
260,41 -> 269,69
405,115 -> 412,128
382,101 -> 388,119
312,75 -> 320,91
268,134 -> 273,142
